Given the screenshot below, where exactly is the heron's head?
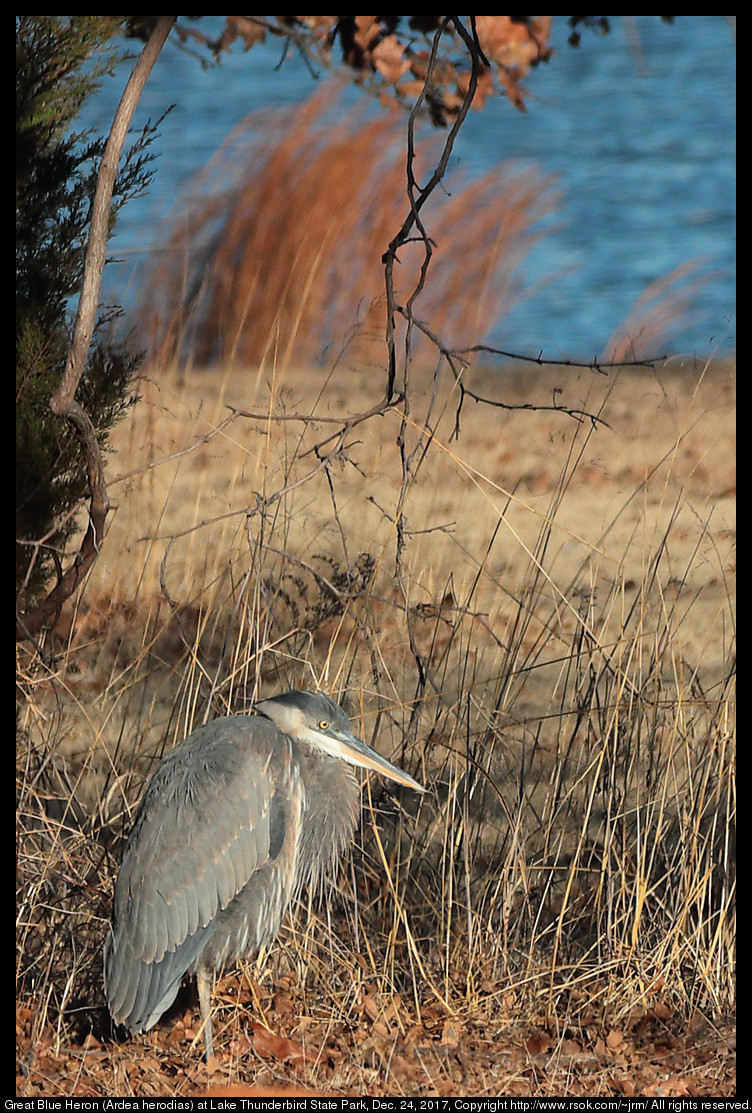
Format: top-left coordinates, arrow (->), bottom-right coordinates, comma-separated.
254,690 -> 425,793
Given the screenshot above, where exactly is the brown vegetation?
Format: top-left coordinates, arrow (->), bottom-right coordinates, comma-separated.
177,17 -> 556,120
138,86 -> 558,372
17,349 -> 735,1097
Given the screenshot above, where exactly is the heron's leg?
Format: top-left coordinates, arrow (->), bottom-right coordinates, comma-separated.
196,967 -> 214,1061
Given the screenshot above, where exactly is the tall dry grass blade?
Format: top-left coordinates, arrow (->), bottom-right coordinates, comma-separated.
604,259 -> 711,362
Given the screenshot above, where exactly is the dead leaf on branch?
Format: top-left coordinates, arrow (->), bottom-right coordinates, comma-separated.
372,35 -> 411,84
475,16 -> 553,75
471,17 -> 553,111
354,15 -> 381,52
456,67 -> 496,111
217,17 -> 266,53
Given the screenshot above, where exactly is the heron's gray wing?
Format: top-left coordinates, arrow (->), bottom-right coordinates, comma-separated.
104,715 -> 302,1032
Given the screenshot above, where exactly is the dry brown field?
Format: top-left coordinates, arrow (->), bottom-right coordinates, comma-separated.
17,353 -> 735,1097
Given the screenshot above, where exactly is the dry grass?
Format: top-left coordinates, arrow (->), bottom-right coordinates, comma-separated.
17,346 -> 735,1096
137,83 -> 558,371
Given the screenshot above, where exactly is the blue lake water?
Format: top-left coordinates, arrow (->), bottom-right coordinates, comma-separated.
80,16 -> 736,361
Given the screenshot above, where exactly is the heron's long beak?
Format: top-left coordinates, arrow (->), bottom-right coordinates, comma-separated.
325,728 -> 426,793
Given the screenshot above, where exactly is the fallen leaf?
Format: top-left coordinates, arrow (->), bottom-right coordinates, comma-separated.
250,1023 -> 317,1065
441,1019 -> 463,1049
526,1029 -> 552,1055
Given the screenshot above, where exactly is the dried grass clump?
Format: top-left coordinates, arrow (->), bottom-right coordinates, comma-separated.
16,733 -> 112,1049
139,84 -> 557,370
17,349 -> 735,1095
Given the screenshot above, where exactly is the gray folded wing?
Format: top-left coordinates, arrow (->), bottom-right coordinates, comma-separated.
104,714 -> 301,1033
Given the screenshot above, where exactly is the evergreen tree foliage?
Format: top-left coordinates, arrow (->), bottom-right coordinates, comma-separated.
16,17 -> 155,623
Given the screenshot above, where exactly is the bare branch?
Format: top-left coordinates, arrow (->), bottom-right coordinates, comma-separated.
381,16 -> 483,401
227,389 -> 406,459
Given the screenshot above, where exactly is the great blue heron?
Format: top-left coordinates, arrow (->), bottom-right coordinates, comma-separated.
104,690 -> 424,1059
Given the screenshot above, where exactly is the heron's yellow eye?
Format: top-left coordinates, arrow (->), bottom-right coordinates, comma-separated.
318,720 -> 329,730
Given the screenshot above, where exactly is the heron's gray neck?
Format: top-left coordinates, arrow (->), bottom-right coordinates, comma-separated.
295,747 -> 360,892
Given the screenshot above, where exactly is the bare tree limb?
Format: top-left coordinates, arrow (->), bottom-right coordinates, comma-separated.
381,16 -> 482,402
17,16 -> 176,642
